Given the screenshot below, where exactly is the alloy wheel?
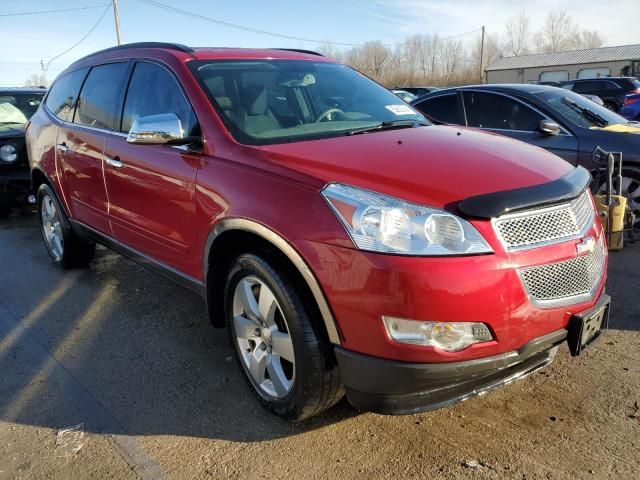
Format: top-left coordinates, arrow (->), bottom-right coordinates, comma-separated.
41,194 -> 64,261
232,276 -> 295,398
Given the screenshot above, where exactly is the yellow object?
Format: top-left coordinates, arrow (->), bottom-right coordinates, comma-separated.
590,123 -> 640,134
594,195 -> 627,250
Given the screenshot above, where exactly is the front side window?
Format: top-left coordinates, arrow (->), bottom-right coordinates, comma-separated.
0,92 -> 44,126
121,62 -> 198,136
537,89 -> 627,128
413,94 -> 460,124
463,91 -> 543,131
44,69 -> 87,122
192,60 -> 427,145
74,63 -> 127,130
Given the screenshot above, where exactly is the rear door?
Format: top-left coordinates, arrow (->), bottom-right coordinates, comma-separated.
103,60 -> 201,275
461,90 -> 579,164
57,62 -> 128,234
412,92 -> 463,124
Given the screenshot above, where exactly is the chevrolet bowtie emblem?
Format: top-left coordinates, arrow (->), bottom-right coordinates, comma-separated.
576,236 -> 596,255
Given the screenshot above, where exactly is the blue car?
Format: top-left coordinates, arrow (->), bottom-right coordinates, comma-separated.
621,93 -> 640,121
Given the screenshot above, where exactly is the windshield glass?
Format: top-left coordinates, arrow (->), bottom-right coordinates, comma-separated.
536,89 -> 627,128
192,60 -> 428,145
0,93 -> 43,125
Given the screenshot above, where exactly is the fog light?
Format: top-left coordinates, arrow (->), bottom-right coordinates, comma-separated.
383,317 -> 493,352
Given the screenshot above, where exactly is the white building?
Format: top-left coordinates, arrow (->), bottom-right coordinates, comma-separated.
486,44 -> 640,84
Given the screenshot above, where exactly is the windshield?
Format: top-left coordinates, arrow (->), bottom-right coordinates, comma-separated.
536,89 -> 627,128
0,93 -> 43,126
192,60 -> 428,145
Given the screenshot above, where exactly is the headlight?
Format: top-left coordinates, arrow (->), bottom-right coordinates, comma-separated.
383,317 -> 493,351
321,183 -> 492,255
0,144 -> 17,163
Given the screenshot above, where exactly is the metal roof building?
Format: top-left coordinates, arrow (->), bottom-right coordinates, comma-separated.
486,44 -> 640,84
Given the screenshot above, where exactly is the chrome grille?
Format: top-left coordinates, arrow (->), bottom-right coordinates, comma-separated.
518,235 -> 606,308
494,190 -> 594,251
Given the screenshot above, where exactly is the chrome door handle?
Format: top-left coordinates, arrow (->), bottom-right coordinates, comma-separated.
105,157 -> 124,168
56,143 -> 69,152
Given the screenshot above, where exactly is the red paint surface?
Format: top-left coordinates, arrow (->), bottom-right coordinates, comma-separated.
27,46 -> 607,364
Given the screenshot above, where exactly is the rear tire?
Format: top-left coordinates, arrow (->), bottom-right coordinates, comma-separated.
224,253 -> 343,420
37,184 -> 95,268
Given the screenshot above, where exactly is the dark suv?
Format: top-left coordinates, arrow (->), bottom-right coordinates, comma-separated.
560,77 -> 640,112
0,87 -> 45,217
25,43 -> 609,420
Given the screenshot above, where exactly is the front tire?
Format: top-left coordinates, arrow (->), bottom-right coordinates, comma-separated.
37,184 -> 95,268
224,253 -> 343,420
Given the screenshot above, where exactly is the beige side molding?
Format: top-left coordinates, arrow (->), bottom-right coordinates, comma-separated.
207,218 -> 342,345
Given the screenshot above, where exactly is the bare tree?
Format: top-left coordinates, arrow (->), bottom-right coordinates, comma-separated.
317,43 -> 343,62
440,39 -> 464,86
538,11 -> 578,53
25,73 -> 49,88
504,11 -> 531,56
575,30 -> 605,49
360,41 -> 389,78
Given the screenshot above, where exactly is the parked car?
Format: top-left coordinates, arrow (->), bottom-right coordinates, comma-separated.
398,86 -> 440,97
412,84 -> 640,207
0,87 -> 45,217
621,93 -> 640,120
27,43 -> 609,420
582,94 -> 605,106
391,89 -> 417,103
560,77 -> 640,112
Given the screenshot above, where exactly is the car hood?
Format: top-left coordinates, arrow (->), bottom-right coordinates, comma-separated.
257,125 -> 573,210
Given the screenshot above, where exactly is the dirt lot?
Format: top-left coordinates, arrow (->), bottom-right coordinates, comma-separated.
0,213 -> 639,480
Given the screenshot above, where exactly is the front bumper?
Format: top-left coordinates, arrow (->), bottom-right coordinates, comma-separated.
336,328 -> 566,414
0,168 -> 31,206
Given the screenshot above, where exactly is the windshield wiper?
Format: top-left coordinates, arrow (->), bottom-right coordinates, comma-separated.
561,97 -> 608,127
347,120 -> 429,136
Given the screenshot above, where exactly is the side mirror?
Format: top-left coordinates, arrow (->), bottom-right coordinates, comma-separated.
538,120 -> 561,136
127,113 -> 184,144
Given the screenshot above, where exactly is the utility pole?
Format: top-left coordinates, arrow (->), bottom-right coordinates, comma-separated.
113,0 -> 123,45
479,26 -> 485,83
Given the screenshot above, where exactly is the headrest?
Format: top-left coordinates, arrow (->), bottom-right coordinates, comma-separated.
241,85 -> 267,115
216,96 -> 232,111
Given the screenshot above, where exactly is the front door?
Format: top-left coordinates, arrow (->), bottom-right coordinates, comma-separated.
103,61 -> 201,276
462,90 -> 579,164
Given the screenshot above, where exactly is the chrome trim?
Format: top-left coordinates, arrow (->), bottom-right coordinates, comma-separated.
105,157 -> 124,168
517,234 -> 606,309
492,190 -> 594,252
206,219 -> 342,345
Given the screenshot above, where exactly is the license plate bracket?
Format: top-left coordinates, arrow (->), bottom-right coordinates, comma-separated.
567,294 -> 610,356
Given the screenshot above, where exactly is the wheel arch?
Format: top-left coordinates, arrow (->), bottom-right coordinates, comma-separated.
204,218 -> 342,345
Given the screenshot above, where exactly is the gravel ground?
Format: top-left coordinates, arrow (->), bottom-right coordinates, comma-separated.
0,212 -> 639,480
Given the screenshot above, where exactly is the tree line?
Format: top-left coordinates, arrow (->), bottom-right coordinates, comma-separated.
318,10 -> 605,88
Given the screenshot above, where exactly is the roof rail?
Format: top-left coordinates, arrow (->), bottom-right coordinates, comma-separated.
71,42 -> 194,65
274,48 -> 324,57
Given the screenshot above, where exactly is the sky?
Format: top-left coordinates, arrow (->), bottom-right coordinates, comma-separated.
1,0 -> 637,86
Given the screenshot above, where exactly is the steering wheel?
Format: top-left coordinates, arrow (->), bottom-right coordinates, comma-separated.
315,108 -> 345,123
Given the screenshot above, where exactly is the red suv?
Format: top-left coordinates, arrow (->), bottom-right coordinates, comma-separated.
26,43 -> 610,420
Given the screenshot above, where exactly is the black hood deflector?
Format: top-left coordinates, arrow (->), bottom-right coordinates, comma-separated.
458,166 -> 592,219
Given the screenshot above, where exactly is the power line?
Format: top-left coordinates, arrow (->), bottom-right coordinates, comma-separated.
0,5 -> 109,17
42,2 -> 113,72
136,0 -> 362,46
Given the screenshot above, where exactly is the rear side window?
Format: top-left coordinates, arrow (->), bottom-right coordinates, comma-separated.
463,91 -> 543,131
74,62 -> 127,130
44,69 -> 87,121
413,94 -> 459,124
120,62 -> 198,135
